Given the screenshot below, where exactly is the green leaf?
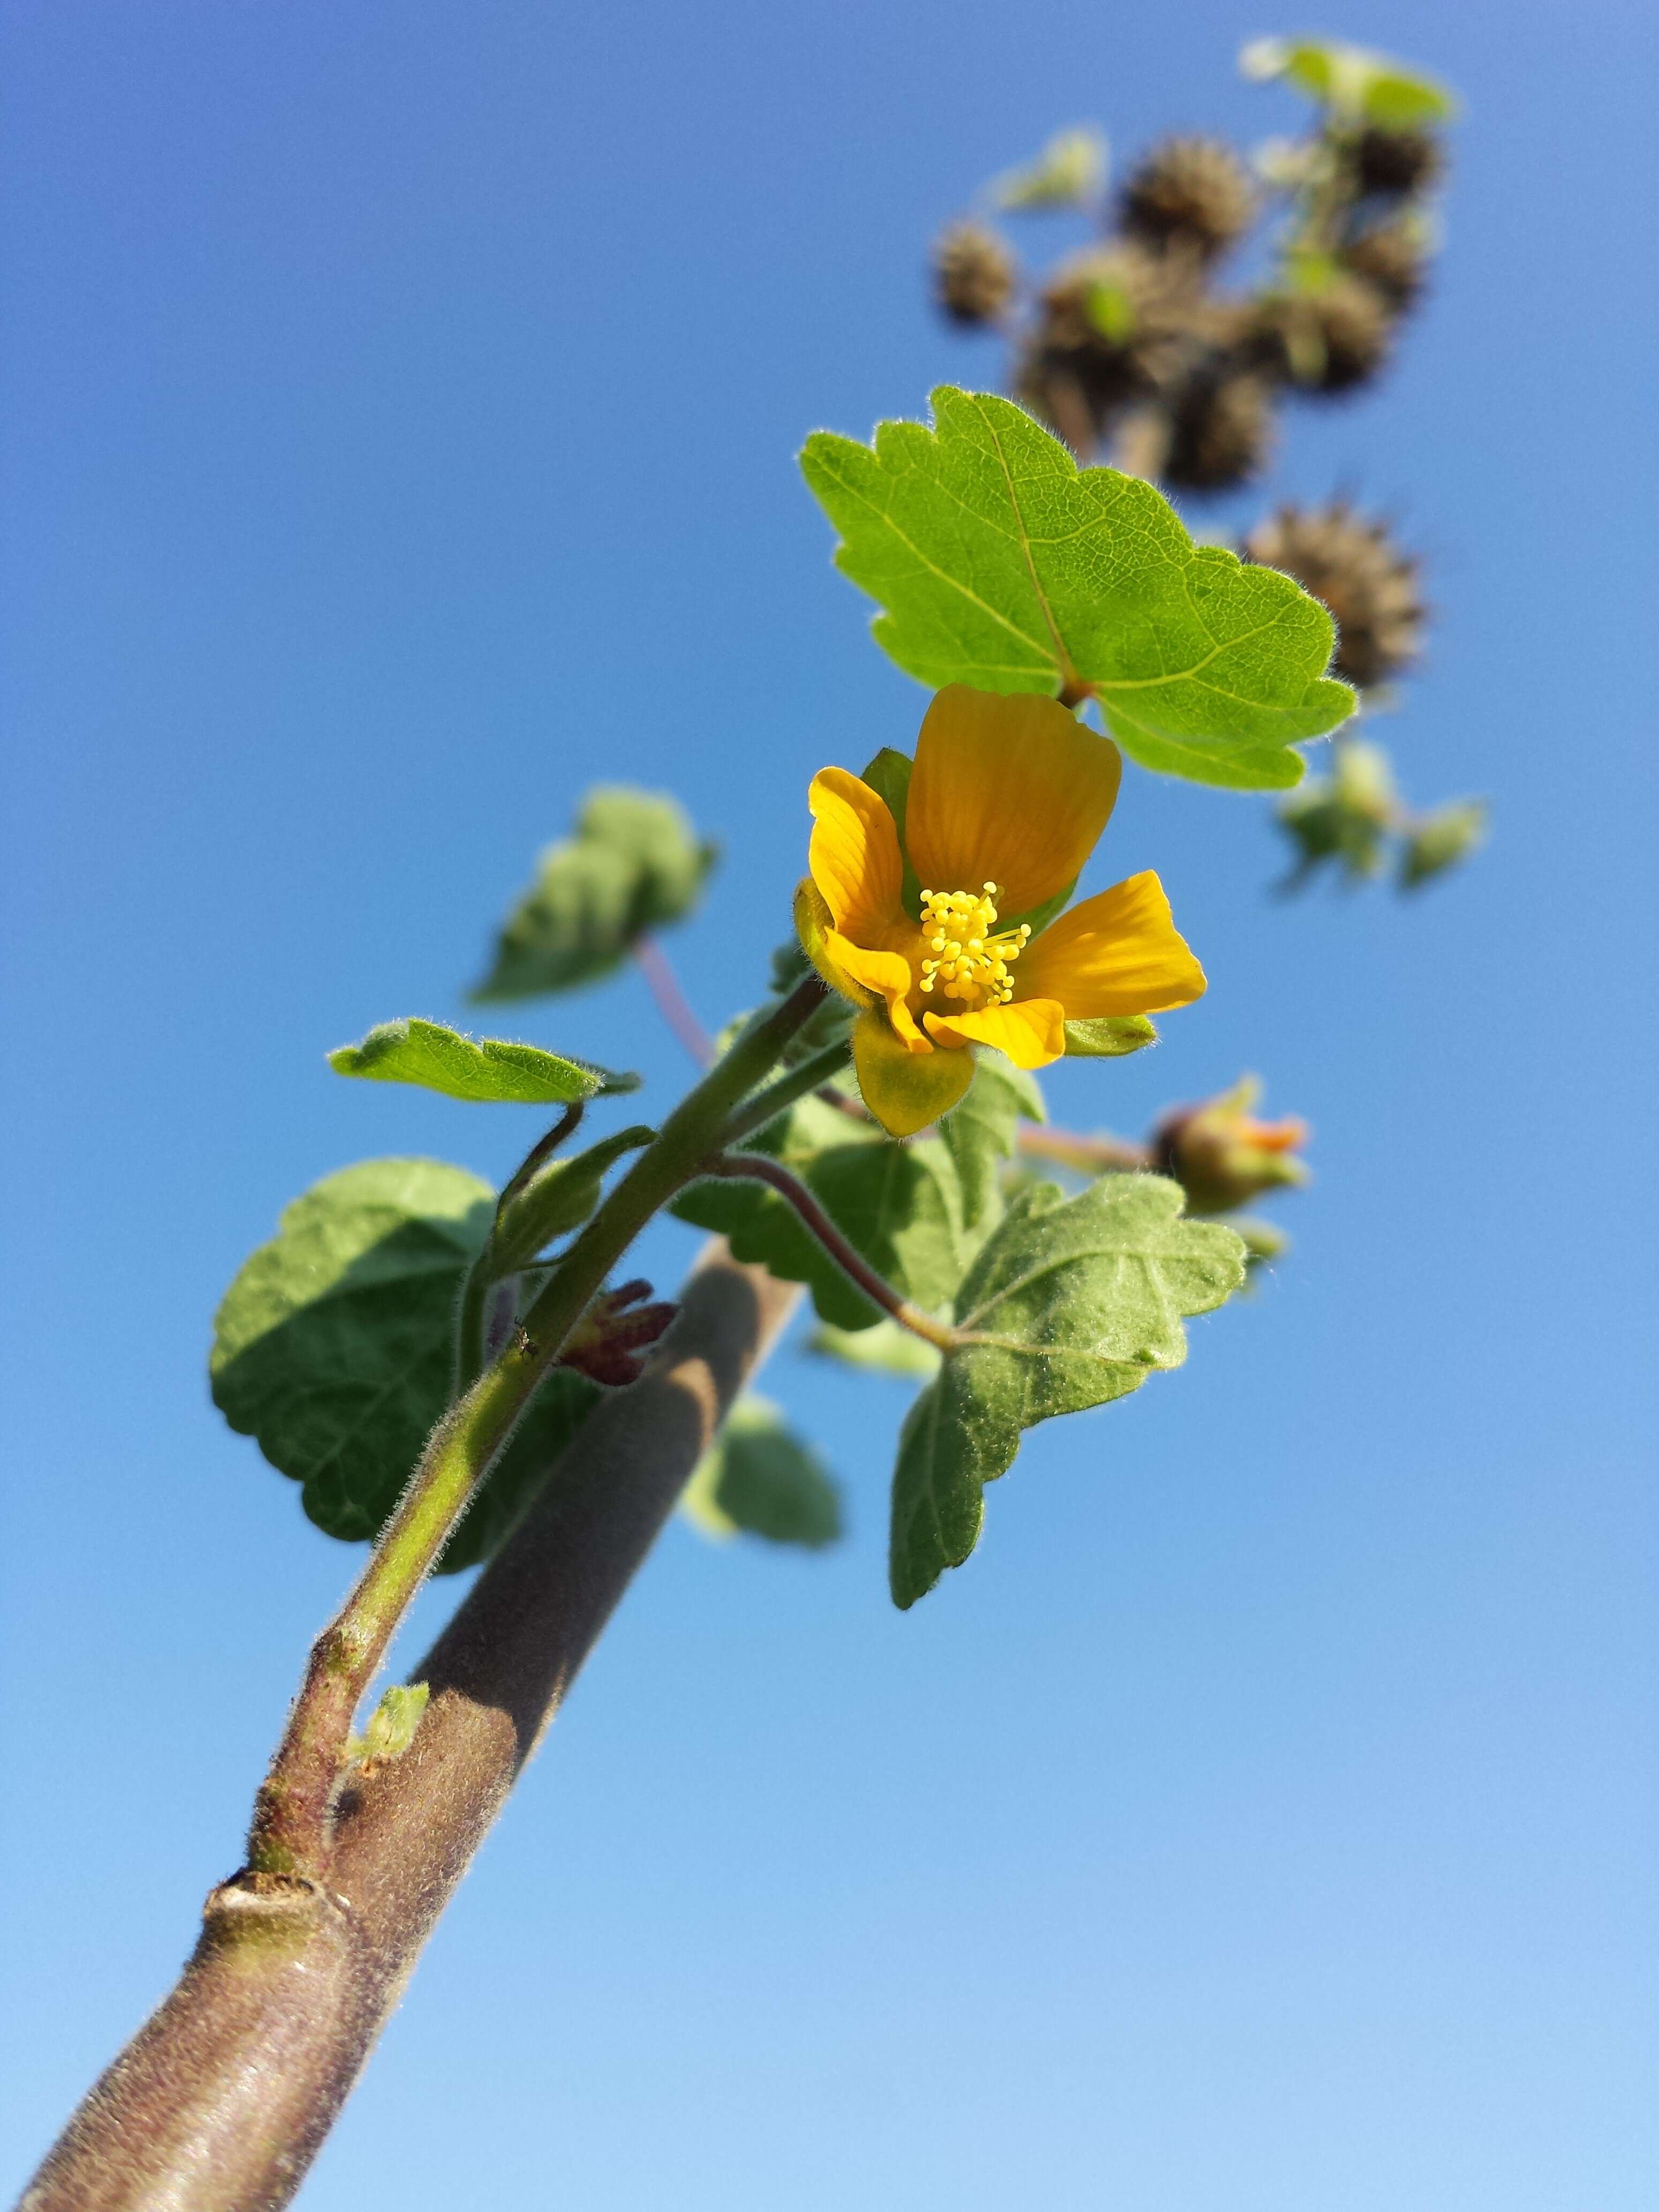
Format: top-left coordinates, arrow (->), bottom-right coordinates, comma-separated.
1399,798 -> 1486,890
672,1095 -> 972,1329
808,1317 -> 943,1379
939,1052 -> 1045,1246
329,1017 -> 636,1105
473,787 -> 718,1001
1064,1014 -> 1158,1057
1240,36 -> 1457,126
799,388 -> 1354,790
210,1157 -> 601,1570
681,1396 -> 843,1549
890,1175 -> 1245,1607
989,126 -> 1107,211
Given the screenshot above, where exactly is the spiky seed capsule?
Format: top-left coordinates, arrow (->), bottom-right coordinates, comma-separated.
1249,272 -> 1394,394
1163,373 -> 1275,492
1244,502 -> 1426,690
1022,244 -> 1242,444
1339,219 -> 1429,310
933,222 -> 1017,326
1352,126 -> 1444,197
1119,135 -> 1256,261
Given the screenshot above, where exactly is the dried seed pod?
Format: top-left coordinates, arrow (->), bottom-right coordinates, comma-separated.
1023,243 -> 1205,433
1249,272 -> 1394,394
1339,218 -> 1429,310
932,221 -> 1017,326
1352,125 -> 1444,197
1245,502 -> 1426,689
1163,372 -> 1275,492
1119,135 -> 1256,262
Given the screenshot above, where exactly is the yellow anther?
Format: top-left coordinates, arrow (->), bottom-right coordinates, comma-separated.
916,881 -> 1031,1011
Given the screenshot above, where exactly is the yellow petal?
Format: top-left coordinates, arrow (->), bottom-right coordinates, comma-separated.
852,1010 -> 975,1137
905,686 -> 1122,917
923,998 -> 1067,1069
826,929 -> 928,1049
808,768 -> 907,939
794,877 -> 871,1006
1015,872 -> 1206,1015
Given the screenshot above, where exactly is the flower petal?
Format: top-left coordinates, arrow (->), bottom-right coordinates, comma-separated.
1015,872 -> 1206,1015
826,930 -> 928,1049
808,768 -> 907,939
923,998 -> 1067,1070
853,1010 -> 975,1137
905,686 -> 1123,917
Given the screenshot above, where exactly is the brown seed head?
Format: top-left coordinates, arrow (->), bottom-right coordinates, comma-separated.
1244,502 -> 1426,689
1163,373 -> 1275,493
1249,272 -> 1394,394
1119,135 -> 1256,262
1352,125 -> 1444,197
932,221 -> 1017,326
1340,218 -> 1429,310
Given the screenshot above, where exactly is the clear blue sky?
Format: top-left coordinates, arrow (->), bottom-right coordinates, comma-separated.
3,2 -> 1655,2205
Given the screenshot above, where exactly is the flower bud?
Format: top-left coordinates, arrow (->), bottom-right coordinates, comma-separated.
558,1279 -> 677,1388
1399,798 -> 1487,890
933,222 -> 1017,326
1153,1077 -> 1310,1216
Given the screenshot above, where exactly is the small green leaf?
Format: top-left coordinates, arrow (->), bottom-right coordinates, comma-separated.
210,1158 -> 602,1567
939,1053 -> 1045,1246
809,1317 -> 943,1379
330,1018 -> 635,1105
474,787 -> 718,1001
1063,1014 -> 1157,1057
890,1175 -> 1244,1607
989,126 -> 1107,211
799,388 -> 1354,790
1399,798 -> 1487,890
681,1396 -> 843,1548
347,1682 -> 429,1768
1240,36 -> 1457,126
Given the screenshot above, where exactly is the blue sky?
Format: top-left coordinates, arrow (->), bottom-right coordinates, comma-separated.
3,1 -> 1655,2205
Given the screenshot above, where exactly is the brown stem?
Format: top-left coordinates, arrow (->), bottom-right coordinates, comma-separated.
19,1245 -> 799,2212
1018,1125 -> 1151,1175
697,1151 -> 957,1351
1107,403 -> 1174,482
633,936 -> 714,1066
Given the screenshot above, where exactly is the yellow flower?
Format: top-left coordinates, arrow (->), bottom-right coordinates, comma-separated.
797,685 -> 1206,1137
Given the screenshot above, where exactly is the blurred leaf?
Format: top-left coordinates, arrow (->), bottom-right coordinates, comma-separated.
1400,798 -> 1487,889
890,1176 -> 1244,1606
1063,1014 -> 1157,1057
808,1317 -> 943,1379
329,1017 -> 636,1105
990,126 -> 1107,211
1276,736 -> 1399,886
1240,36 -> 1456,126
800,388 -> 1353,790
210,1157 -> 601,1568
681,1396 -> 843,1549
474,787 -> 718,1001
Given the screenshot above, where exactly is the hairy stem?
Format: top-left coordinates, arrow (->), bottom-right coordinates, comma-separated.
21,1247 -> 799,2212
1018,1125 -> 1151,1175
697,1149 -> 957,1351
713,1034 -> 853,1151
247,975 -> 827,1880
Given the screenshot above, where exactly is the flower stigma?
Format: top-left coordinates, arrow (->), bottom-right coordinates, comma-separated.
917,881 -> 1032,1008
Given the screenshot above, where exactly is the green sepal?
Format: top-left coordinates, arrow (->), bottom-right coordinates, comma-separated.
680,1396 -> 843,1549
860,747 -> 923,917
1063,1015 -> 1157,1057
492,1124 -> 655,1270
329,1018 -> 636,1105
889,1175 -> 1245,1608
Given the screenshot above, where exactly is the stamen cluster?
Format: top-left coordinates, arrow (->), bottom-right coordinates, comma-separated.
918,883 -> 1032,1008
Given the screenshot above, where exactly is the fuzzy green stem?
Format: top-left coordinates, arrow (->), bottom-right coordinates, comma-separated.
697,1150 -> 958,1352
713,1034 -> 854,1151
248,974 -> 828,1880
